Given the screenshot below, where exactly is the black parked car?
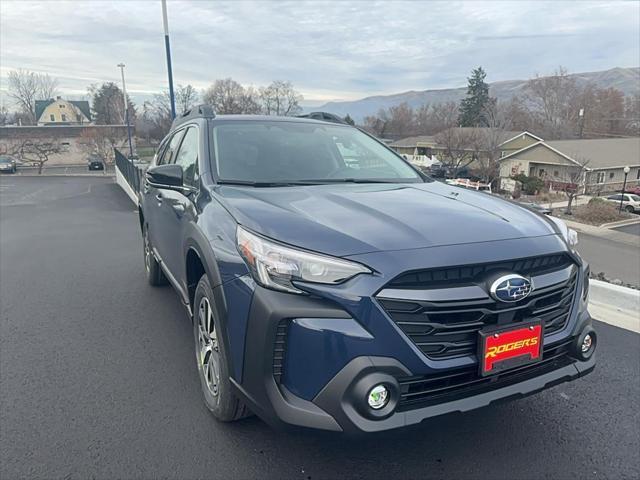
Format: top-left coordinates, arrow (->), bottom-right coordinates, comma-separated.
0,155 -> 17,174
87,155 -> 104,171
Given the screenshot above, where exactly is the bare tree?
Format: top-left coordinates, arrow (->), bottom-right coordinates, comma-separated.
78,127 -> 123,167
435,127 -> 482,177
363,109 -> 389,138
143,84 -> 200,139
474,102 -> 512,183
12,138 -> 61,174
550,157 -> 590,215
7,69 -> 59,124
259,80 -> 303,116
202,78 -> 261,114
0,105 -> 11,126
175,84 -> 199,114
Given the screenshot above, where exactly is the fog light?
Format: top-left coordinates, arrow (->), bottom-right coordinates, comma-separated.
581,333 -> 593,353
367,385 -> 389,410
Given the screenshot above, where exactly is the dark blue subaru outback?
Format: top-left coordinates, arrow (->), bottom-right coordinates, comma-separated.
139,105 -> 596,433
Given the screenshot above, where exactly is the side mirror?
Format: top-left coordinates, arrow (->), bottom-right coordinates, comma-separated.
146,164 -> 183,190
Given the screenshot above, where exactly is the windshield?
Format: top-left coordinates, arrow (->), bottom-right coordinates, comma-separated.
212,121 -> 422,184
629,194 -> 640,202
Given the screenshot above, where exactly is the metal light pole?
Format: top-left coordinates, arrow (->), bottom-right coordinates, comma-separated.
161,0 -> 176,119
619,166 -> 631,213
117,63 -> 134,157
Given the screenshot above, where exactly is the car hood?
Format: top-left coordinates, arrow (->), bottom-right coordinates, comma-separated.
214,182 -> 559,257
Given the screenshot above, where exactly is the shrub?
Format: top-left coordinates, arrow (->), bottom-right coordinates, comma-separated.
512,174 -> 545,195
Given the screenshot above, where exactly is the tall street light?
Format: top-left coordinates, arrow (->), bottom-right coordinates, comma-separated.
619,166 -> 631,213
117,63 -> 134,157
161,0 -> 176,119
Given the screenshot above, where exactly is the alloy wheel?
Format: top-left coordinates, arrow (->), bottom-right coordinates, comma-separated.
197,296 -> 221,398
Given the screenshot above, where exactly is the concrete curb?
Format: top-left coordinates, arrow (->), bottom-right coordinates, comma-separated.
600,217 -> 640,229
589,279 -> 640,333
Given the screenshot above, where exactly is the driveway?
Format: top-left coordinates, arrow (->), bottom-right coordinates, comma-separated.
1,176 -> 639,479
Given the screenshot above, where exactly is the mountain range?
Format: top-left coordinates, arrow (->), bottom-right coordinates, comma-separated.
308,67 -> 639,122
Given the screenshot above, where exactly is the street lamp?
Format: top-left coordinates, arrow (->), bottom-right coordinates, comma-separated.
619,166 -> 631,213
117,63 -> 134,158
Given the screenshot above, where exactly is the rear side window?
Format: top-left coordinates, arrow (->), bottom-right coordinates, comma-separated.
607,194 -> 622,201
173,127 -> 199,188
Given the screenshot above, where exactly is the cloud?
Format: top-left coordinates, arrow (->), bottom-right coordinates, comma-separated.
0,0 -> 638,106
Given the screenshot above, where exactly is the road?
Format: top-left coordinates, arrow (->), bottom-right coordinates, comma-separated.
576,232 -> 640,286
612,222 -> 640,236
1,176 -> 639,480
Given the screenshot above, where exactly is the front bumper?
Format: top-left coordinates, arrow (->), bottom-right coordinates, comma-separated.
230,278 -> 595,433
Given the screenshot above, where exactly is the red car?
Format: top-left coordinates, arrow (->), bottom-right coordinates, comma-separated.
625,185 -> 640,195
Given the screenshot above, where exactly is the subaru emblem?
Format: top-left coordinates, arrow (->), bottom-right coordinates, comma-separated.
490,274 -> 532,303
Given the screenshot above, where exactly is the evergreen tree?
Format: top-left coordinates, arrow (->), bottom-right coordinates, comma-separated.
344,113 -> 355,126
458,67 -> 493,127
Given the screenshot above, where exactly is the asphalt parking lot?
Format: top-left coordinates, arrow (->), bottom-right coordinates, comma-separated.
1,176 -> 639,480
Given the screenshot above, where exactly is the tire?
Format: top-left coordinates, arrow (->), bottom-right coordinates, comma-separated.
193,274 -> 251,422
142,223 -> 167,286
625,205 -> 634,213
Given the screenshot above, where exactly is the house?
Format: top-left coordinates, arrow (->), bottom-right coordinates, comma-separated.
390,129 -> 525,169
498,136 -> 640,194
388,135 -> 438,166
35,97 -> 92,126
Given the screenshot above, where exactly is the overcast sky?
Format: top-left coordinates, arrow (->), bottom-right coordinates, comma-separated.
1,0 -> 639,106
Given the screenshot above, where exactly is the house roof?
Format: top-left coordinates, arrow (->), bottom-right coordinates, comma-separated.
499,130 -> 544,147
499,141 -> 585,167
545,137 -> 640,170
35,99 -> 91,122
389,135 -> 436,148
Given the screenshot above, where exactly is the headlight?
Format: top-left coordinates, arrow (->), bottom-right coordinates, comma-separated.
548,216 -> 578,249
236,226 -> 371,294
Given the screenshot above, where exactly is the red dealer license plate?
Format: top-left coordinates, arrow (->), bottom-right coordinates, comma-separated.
479,321 -> 543,376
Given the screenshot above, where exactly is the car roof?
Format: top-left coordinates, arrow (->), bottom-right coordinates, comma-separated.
210,114 -> 350,126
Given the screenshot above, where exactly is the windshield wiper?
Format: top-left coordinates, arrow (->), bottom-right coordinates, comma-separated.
217,180 -> 322,187
299,178 -> 406,184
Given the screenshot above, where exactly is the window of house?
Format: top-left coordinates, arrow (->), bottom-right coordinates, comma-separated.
76,115 -> 82,122
538,169 -> 545,177
609,172 -> 615,179
637,169 -> 640,180
553,170 -> 559,177
61,114 -> 67,122
596,172 -> 605,183
50,114 -> 55,121
59,104 -> 65,108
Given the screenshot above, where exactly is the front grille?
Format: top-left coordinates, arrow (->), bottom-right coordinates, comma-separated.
378,255 -> 578,360
272,320 -> 289,384
389,253 -> 572,289
396,340 -> 575,411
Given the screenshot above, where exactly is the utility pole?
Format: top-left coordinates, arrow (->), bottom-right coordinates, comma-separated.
161,0 -> 176,119
117,63 -> 134,157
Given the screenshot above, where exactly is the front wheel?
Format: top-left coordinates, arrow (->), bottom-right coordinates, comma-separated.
193,274 -> 251,422
625,205 -> 635,213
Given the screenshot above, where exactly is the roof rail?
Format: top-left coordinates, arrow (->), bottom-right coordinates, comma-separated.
296,112 -> 349,125
171,104 -> 216,129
